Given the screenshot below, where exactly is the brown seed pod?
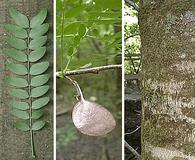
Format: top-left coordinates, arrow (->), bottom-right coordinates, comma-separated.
66,76 -> 116,136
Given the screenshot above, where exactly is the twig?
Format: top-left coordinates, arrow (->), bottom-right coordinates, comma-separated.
125,126 -> 141,135
125,140 -> 141,159
125,0 -> 139,11
56,64 -> 122,77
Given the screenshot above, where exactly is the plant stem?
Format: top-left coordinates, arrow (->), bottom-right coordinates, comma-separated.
27,28 -> 35,158
60,0 -> 66,75
63,55 -> 73,74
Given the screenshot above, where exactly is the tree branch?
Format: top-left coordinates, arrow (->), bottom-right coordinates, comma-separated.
125,0 -> 139,11
56,64 -> 122,77
125,140 -> 141,159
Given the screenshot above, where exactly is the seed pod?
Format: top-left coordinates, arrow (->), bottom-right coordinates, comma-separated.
66,76 -> 116,136
72,100 -> 116,136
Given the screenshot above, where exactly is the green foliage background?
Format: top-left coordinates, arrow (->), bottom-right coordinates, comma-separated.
56,0 -> 122,159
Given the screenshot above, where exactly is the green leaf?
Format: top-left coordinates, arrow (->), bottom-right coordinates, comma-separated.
9,89 -> 28,99
29,36 -> 47,50
11,109 -> 29,119
65,5 -> 87,18
9,100 -> 29,110
73,36 -> 81,46
30,9 -> 47,28
29,23 -> 49,38
7,63 -> 27,75
67,47 -> 74,56
30,62 -> 49,75
5,76 -> 28,88
31,74 -> 49,87
32,110 -> 44,119
78,24 -> 86,37
15,122 -> 30,131
32,120 -> 45,131
31,85 -> 49,98
32,97 -> 49,109
29,47 -> 46,62
9,8 -> 29,28
5,24 -> 27,39
94,0 -> 121,10
5,48 -> 27,62
63,22 -> 81,35
5,36 -> 27,50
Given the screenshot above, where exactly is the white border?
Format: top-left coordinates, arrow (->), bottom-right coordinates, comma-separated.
53,0 -> 56,159
122,0 -> 125,159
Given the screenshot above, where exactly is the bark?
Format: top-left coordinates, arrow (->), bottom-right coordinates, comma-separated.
139,0 -> 195,159
0,0 -> 53,159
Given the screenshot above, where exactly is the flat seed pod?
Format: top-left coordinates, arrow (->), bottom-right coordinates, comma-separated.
72,100 -> 116,136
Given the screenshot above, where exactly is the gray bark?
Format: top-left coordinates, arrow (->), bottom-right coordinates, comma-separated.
139,0 -> 195,159
0,0 -> 53,159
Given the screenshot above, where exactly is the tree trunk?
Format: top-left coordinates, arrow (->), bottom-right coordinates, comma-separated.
0,0 -> 53,159
139,0 -> 195,159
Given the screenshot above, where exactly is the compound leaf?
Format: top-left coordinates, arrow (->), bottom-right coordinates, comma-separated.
30,9 -> 47,28
32,120 -> 45,131
32,97 -> 50,109
31,74 -> 49,87
9,8 -> 29,28
30,62 -> 49,75
5,48 -> 27,62
15,122 -> 30,131
7,63 -> 27,75
5,76 -> 28,88
31,85 -> 49,98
